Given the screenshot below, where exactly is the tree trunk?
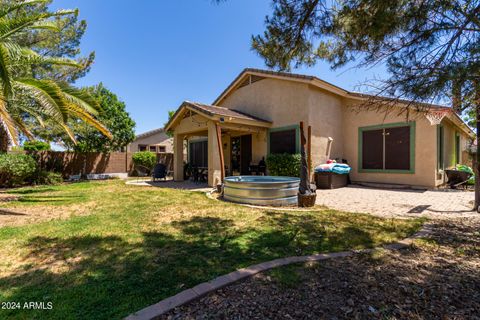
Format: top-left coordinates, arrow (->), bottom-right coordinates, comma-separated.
475,87 -> 480,212
0,126 -> 9,153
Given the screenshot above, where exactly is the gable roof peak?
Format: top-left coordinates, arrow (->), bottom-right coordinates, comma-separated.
212,68 -> 348,105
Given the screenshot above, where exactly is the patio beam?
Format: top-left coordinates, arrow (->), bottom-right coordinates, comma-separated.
218,122 -> 267,134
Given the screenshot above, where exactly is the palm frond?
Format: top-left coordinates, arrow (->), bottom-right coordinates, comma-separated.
0,1 -> 49,20
18,47 -> 82,67
14,79 -> 68,122
0,17 -> 56,40
11,115 -> 34,140
0,43 -> 13,98
0,10 -> 77,40
59,122 -> 76,144
57,82 -> 101,115
68,103 -> 112,139
0,98 -> 18,146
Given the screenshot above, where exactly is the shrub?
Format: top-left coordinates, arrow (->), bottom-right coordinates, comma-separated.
33,170 -> 63,185
23,140 -> 51,151
0,153 -> 37,187
266,153 -> 301,177
132,151 -> 157,172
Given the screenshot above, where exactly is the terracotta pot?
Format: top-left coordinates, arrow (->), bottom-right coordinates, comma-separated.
297,192 -> 317,207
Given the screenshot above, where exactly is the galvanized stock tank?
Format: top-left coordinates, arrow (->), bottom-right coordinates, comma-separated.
223,176 -> 300,206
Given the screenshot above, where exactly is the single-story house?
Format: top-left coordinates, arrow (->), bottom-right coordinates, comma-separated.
165,68 -> 475,188
128,128 -> 173,153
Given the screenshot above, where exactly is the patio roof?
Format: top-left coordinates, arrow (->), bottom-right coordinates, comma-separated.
164,101 -> 272,132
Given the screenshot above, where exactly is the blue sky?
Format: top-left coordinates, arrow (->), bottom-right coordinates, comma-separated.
51,0 -> 387,134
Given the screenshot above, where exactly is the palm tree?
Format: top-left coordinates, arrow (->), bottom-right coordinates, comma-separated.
0,0 -> 111,151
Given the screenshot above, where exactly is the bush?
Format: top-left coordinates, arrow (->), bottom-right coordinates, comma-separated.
23,140 -> 51,151
266,153 -> 301,177
132,151 -> 157,171
457,164 -> 475,185
0,153 -> 37,187
33,170 -> 63,185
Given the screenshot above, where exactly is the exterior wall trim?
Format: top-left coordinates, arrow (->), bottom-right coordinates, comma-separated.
436,124 -> 444,171
358,121 -> 416,174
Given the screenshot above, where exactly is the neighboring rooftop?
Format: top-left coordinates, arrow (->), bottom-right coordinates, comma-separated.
135,127 -> 165,140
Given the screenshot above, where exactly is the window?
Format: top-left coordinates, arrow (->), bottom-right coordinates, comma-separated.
158,146 -> 166,153
149,146 -> 157,152
359,122 -> 415,173
437,125 -> 444,170
362,129 -> 383,169
189,140 -> 208,167
455,132 -> 460,165
138,145 -> 147,152
269,127 -> 298,154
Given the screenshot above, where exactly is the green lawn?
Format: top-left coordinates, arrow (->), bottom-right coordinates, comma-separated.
0,181 -> 423,319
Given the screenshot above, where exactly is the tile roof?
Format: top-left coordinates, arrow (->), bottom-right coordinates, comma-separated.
184,101 -> 271,123
164,101 -> 271,132
135,127 -> 165,139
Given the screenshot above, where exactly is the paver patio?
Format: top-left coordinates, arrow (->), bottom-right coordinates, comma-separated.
316,185 -> 475,218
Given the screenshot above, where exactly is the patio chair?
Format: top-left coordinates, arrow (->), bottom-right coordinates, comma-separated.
134,165 -> 151,183
191,166 -> 199,182
152,163 -> 167,182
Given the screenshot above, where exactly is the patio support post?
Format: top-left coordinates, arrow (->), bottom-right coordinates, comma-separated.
173,133 -> 185,182
215,123 -> 225,183
307,125 -> 312,181
208,121 -> 222,187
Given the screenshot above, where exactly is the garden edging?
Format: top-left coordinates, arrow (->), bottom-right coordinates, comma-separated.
125,224 -> 433,320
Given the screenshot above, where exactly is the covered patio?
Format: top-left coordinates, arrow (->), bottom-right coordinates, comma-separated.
165,101 -> 272,186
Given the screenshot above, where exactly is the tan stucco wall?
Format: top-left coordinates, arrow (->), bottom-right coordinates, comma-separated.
218,78 -> 345,166
128,130 -> 173,153
343,103 -> 438,188
307,85 -> 345,165
219,78 -> 310,126
443,120 -> 456,169
174,114 -> 209,135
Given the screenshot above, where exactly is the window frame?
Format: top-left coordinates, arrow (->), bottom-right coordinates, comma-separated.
454,132 -> 461,165
138,144 -> 147,152
358,122 -> 416,174
158,146 -> 166,153
267,124 -> 300,155
437,125 -> 444,170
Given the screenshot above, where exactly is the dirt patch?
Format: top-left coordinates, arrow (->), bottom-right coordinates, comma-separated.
162,217 -> 480,320
0,202 -> 96,228
0,193 -> 19,203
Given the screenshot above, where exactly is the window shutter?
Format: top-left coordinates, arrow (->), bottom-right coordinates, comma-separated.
362,129 -> 383,169
385,126 -> 410,170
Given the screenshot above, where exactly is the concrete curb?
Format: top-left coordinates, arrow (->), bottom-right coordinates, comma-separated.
125,224 -> 433,320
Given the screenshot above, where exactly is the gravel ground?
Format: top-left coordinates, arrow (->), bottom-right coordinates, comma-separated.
162,217 -> 480,320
